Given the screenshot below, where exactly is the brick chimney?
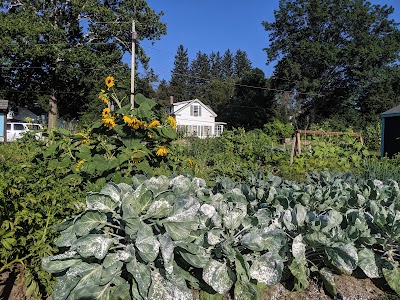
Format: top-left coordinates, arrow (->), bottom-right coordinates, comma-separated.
169,96 -> 174,106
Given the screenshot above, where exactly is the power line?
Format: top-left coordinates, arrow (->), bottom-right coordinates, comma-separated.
0,65 -> 128,71
0,38 -> 324,96
0,90 -> 92,94
168,71 -> 324,97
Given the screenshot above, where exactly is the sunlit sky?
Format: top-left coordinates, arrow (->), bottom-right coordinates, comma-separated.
132,0 -> 400,81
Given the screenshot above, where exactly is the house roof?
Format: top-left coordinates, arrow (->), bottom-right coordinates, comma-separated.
173,99 -> 217,117
0,100 -> 8,110
382,104 -> 400,116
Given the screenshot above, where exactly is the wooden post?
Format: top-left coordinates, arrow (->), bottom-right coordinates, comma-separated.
296,131 -> 301,154
290,135 -> 296,165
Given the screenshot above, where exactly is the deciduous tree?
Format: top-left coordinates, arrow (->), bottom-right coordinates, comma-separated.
263,0 -> 400,127
0,0 -> 166,127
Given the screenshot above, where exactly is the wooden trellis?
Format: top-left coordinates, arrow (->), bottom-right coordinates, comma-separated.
290,130 -> 364,164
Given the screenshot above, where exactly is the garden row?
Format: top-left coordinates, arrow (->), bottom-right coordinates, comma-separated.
43,172 -> 400,299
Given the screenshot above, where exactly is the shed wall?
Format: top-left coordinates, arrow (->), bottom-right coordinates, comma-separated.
383,116 -> 400,157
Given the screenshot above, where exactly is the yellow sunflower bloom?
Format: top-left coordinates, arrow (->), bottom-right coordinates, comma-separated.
166,115 -> 177,129
105,76 -> 115,88
156,147 -> 168,156
76,160 -> 85,172
102,107 -> 111,118
129,118 -> 141,129
102,117 -> 116,128
123,115 -> 133,125
148,120 -> 160,128
98,90 -> 109,105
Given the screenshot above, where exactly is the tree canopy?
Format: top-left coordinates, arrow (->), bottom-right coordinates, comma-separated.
263,0 -> 400,127
0,0 -> 166,127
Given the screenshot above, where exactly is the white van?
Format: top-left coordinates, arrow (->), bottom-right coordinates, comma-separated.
6,122 -> 43,142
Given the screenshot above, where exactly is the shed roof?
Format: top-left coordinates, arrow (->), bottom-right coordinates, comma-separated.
382,104 -> 400,116
0,100 -> 8,110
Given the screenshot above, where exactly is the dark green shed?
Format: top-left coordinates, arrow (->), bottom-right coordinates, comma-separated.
381,104 -> 400,157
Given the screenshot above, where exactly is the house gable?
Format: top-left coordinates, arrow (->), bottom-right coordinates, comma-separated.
173,99 -> 217,117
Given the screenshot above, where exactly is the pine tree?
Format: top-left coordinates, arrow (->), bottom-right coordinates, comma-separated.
189,51 -> 211,100
221,49 -> 234,79
170,45 -> 190,101
155,79 -> 170,106
233,50 -> 252,79
210,51 -> 223,79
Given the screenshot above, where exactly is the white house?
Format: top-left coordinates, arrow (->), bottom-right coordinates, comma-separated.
167,98 -> 226,138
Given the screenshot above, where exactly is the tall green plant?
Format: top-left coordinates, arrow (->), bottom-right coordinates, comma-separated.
0,140 -> 85,298
34,77 -> 177,188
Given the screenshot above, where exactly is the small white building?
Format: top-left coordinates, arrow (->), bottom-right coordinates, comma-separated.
167,98 -> 226,138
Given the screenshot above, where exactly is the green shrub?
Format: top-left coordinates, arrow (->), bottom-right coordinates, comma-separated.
263,119 -> 294,143
0,139 -> 85,298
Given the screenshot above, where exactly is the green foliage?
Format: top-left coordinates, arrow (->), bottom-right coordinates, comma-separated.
358,155 -> 400,183
0,0 -> 166,120
33,83 -> 177,189
0,80 -> 176,299
362,119 -> 382,152
264,0 -> 400,126
221,68 -> 273,130
163,128 -> 277,184
170,45 -> 191,102
263,119 -> 294,143
44,172 -> 400,299
288,133 -> 369,179
0,139 -> 85,298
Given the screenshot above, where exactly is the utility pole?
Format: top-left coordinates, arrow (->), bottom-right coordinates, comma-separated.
131,20 -> 137,109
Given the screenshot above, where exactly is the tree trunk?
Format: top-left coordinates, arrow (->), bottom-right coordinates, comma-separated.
48,91 -> 58,129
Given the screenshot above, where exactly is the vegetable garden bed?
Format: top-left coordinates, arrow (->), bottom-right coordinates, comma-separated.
41,172 -> 400,300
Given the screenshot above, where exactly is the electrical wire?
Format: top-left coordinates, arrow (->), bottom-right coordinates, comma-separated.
0,41 -> 323,96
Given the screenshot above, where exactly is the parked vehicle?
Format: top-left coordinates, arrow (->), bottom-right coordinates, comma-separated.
6,122 -> 43,142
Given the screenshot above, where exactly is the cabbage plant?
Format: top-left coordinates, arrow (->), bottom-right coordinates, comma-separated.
43,173 -> 400,299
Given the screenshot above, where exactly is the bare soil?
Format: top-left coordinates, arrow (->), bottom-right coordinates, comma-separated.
1,271 -> 399,300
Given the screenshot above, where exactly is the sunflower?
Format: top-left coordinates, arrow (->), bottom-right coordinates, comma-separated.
102,107 -> 111,118
123,115 -> 133,125
129,118 -> 142,129
166,115 -> 177,129
105,76 -> 115,88
98,90 -> 109,104
102,117 -> 116,128
148,120 -> 160,128
156,147 -> 168,156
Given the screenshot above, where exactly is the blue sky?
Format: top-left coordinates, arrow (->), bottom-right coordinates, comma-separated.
134,0 -> 400,82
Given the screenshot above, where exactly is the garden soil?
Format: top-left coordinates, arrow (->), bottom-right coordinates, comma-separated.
1,272 -> 399,300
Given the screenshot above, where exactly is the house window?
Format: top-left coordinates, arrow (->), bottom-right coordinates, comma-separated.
215,125 -> 223,137
190,105 -> 201,117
